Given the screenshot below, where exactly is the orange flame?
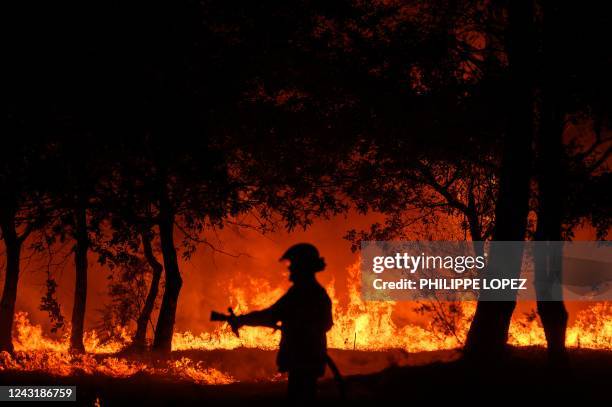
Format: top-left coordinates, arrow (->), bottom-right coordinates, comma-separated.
176,261 -> 612,352
2,260 -> 611,384
2,313 -> 234,384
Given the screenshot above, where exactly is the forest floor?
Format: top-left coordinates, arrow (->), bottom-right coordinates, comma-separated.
1,347 -> 610,406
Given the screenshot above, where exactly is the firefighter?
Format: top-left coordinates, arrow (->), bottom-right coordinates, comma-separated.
229,243 -> 333,401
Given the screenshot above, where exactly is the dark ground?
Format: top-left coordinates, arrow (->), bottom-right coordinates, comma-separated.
1,347 -> 610,406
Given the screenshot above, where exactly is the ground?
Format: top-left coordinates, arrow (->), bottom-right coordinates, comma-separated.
1,347 -> 610,406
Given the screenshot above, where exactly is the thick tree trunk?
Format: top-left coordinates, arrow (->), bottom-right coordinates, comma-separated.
70,206 -> 89,352
534,104 -> 568,364
534,242 -> 568,364
534,0 -> 568,364
464,0 -> 535,360
152,191 -> 182,353
132,232 -> 163,348
0,209 -> 23,353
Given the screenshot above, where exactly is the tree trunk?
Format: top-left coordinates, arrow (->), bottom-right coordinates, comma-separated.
466,187 -> 485,258
70,206 -> 88,352
464,0 -> 535,360
132,232 -> 163,348
534,0 -> 568,365
152,191 -> 182,353
0,208 -> 23,353
534,242 -> 568,365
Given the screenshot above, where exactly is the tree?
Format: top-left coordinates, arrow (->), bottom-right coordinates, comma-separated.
532,0 -> 568,365
464,0 -> 536,359
133,231 -> 164,348
532,0 -> 611,364
2,83 -> 49,353
94,202 -> 164,350
52,136 -> 103,353
0,140 -> 40,352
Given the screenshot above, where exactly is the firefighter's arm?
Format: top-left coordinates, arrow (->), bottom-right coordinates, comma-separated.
235,293 -> 287,329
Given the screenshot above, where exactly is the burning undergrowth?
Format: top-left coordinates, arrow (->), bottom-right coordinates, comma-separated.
1,262 -> 611,385
0,313 -> 234,384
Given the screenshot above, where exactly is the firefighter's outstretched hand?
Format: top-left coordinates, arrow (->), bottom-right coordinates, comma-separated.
210,307 -> 242,337
226,307 -> 242,337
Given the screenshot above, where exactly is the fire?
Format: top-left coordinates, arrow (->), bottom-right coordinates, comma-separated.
173,262 -> 465,352
2,313 -> 234,384
1,260 -> 611,384
181,261 -> 612,352
506,303 -> 612,349
327,263 -> 463,351
549,302 -> 611,349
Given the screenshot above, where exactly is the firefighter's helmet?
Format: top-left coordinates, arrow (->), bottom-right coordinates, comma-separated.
280,243 -> 326,273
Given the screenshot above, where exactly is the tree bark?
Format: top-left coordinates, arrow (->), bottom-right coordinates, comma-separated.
534,0 -> 568,365
132,231 -> 163,348
152,189 -> 182,353
464,0 -> 535,360
466,187 -> 485,258
0,207 -> 23,353
70,205 -> 89,352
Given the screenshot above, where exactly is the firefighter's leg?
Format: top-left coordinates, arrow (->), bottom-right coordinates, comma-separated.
287,369 -> 318,402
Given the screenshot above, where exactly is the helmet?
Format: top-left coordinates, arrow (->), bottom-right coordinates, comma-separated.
280,243 -> 326,273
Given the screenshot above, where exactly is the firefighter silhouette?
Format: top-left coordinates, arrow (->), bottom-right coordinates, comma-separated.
217,243 -> 334,401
